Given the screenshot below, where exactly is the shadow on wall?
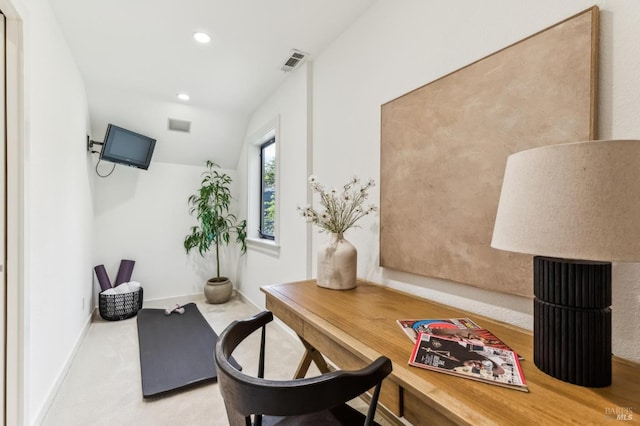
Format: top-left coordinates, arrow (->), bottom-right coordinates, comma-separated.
185,250 -> 216,292
611,263 -> 640,362
91,159 -> 141,216
381,266 -> 533,329
185,244 -> 244,293
362,219 -> 381,282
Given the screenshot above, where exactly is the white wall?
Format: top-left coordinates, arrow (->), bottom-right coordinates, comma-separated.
235,63 -> 310,306
17,0 -> 640,423
239,0 -> 640,363
93,161 -> 244,301
15,0 -> 95,422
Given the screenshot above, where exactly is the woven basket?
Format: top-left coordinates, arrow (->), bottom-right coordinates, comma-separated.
99,287 -> 143,321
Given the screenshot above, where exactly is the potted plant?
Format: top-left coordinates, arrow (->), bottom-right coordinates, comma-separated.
184,160 -> 247,303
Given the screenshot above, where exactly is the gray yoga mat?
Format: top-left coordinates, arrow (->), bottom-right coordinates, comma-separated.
136,303 -> 239,397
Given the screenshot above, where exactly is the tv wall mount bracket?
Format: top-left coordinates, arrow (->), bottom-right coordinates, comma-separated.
87,135 -> 103,154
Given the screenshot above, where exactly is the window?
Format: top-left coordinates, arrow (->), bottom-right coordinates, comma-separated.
259,138 -> 276,240
246,117 -> 280,255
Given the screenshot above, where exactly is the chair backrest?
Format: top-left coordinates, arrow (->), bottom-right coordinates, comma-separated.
215,311 -> 392,426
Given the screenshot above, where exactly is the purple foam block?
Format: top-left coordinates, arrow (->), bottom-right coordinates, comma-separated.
115,259 -> 135,286
94,264 -> 112,291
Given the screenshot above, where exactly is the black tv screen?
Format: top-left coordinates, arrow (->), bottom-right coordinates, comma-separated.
100,124 -> 156,170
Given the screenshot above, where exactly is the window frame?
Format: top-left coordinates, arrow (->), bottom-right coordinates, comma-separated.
245,116 -> 280,256
259,137 -> 276,240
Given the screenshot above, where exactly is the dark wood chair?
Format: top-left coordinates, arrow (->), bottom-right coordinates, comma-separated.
215,311 -> 393,426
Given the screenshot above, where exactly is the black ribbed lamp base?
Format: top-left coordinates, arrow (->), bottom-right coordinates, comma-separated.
533,256 -> 612,387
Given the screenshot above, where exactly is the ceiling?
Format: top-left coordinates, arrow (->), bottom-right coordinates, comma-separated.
49,0 -> 377,168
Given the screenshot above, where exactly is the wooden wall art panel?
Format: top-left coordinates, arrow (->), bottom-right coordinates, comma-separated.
380,7 -> 598,297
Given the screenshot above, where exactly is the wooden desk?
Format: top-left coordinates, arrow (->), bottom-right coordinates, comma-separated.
262,279 -> 640,425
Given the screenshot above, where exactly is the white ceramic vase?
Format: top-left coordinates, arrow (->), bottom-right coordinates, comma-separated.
317,232 -> 357,290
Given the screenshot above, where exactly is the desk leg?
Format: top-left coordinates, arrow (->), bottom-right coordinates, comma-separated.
294,337 -> 330,378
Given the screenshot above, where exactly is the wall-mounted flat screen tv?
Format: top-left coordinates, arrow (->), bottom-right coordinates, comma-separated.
100,124 -> 156,170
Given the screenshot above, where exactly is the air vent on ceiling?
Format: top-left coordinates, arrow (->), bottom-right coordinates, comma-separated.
168,118 -> 191,133
281,49 -> 308,72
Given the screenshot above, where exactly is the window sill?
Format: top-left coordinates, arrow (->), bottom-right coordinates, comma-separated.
247,237 -> 280,257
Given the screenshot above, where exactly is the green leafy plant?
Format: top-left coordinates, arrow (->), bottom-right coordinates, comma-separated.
184,160 -> 247,280
262,157 -> 276,235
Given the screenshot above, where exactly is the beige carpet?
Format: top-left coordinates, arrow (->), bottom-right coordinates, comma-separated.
41,294 -> 392,426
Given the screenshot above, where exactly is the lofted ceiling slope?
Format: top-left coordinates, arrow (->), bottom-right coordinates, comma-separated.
49,0 -> 377,168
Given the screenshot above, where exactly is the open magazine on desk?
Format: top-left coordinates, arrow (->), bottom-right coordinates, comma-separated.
396,318 -> 523,359
409,332 -> 528,392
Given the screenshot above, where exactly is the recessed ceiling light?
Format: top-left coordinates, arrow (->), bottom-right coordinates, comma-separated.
193,32 -> 211,44
177,92 -> 190,101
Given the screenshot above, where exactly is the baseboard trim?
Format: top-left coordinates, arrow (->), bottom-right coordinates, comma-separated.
143,292 -> 205,304
233,289 -> 261,310
33,308 -> 95,425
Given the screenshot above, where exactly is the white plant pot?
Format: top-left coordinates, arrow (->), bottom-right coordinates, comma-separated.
317,233 -> 357,290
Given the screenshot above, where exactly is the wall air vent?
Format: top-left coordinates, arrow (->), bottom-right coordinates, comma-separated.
168,118 -> 191,133
280,49 -> 309,72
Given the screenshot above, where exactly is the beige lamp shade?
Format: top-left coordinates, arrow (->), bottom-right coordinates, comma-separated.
491,140 -> 640,262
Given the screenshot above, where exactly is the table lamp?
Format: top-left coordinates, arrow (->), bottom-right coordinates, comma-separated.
491,139 -> 640,387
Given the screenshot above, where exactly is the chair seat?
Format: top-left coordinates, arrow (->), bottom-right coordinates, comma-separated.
262,403 -> 381,426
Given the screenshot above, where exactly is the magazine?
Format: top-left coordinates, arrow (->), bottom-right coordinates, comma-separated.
396,318 -> 522,359
409,332 -> 528,392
